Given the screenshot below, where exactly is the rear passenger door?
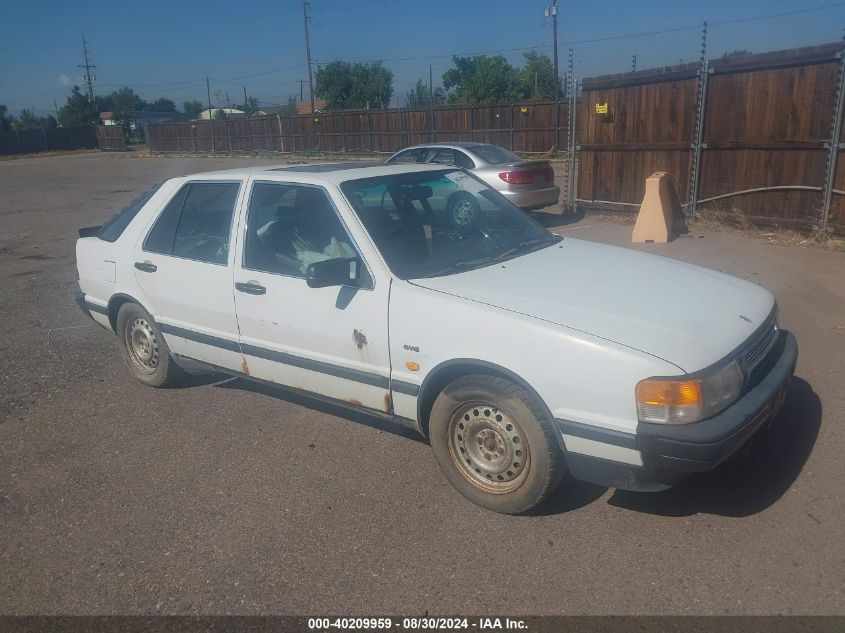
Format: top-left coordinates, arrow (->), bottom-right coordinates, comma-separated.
133,179 -> 245,372
232,180 -> 392,412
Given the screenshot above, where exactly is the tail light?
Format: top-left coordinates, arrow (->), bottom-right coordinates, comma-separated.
498,166 -> 554,185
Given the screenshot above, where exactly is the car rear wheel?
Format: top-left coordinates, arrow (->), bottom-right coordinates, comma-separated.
447,192 -> 480,228
116,302 -> 184,387
429,374 -> 566,514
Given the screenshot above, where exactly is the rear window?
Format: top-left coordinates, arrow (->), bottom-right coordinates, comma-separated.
472,145 -> 520,165
98,183 -> 163,242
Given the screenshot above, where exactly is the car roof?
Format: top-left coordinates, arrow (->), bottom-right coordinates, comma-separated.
405,141 -> 488,150
179,161 -> 454,185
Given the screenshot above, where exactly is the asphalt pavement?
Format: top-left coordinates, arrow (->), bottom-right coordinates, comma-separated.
1,152 -> 843,615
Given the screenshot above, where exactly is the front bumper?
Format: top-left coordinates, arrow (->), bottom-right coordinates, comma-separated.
500,185 -> 560,211
562,330 -> 797,491
637,329 -> 798,472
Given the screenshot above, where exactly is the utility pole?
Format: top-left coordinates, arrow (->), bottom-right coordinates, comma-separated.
53,100 -> 59,121
544,1 -> 559,101
302,0 -> 315,114
632,55 -> 637,72
299,79 -> 304,102
78,34 -> 97,101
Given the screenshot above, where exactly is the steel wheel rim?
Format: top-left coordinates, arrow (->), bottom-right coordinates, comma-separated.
125,317 -> 159,375
447,402 -> 530,494
451,200 -> 475,226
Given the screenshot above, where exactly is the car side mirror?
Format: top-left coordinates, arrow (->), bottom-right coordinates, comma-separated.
306,257 -> 360,289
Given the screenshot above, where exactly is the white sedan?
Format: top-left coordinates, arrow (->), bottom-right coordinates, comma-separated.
76,162 -> 797,514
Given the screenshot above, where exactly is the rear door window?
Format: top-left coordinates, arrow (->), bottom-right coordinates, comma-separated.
143,181 -> 241,265
454,151 -> 475,169
429,149 -> 456,165
387,148 -> 428,164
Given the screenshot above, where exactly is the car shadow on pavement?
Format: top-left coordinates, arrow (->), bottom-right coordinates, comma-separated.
213,376 -> 427,444
607,376 -> 821,518
529,208 -> 586,230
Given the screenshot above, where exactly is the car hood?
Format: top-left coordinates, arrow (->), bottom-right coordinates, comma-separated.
411,237 -> 774,372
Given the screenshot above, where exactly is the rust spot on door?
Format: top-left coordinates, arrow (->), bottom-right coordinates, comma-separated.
241,356 -> 250,376
384,392 -> 393,413
345,398 -> 363,406
352,329 -> 368,350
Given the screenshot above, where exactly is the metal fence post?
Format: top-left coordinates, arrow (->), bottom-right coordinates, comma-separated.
821,39 -> 845,235
574,81 -> 580,209
688,59 -> 711,221
367,110 -> 374,153
399,106 -> 405,150
469,103 -> 474,142
687,21 -> 709,220
225,118 -> 233,154
509,98 -> 514,151
569,80 -> 579,211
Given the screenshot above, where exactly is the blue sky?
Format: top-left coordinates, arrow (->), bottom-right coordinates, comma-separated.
2,0 -> 845,116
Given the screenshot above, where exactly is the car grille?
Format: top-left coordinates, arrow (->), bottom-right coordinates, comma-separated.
741,312 -> 779,380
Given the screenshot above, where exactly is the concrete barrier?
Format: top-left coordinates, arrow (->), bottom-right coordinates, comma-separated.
632,172 -> 684,243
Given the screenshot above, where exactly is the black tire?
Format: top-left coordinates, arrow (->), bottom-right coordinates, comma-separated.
446,192 -> 481,229
115,302 -> 184,388
429,374 -> 566,514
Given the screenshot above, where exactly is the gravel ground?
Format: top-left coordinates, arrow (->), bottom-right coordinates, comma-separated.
0,152 -> 843,615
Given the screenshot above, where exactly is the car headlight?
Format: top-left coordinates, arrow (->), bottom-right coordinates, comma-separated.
636,360 -> 744,424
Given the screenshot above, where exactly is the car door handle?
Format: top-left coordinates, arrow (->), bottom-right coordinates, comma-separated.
235,281 -> 266,295
134,261 -> 157,273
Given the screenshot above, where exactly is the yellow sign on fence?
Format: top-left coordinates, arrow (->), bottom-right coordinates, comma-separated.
595,103 -> 608,114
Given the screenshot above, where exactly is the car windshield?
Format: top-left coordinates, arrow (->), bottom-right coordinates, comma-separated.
471,145 -> 521,165
340,169 -> 560,279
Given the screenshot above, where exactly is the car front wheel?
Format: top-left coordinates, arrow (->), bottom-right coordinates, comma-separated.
116,302 -> 184,388
429,374 -> 566,514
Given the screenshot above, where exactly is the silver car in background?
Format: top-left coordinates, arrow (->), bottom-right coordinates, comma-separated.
385,142 -> 560,223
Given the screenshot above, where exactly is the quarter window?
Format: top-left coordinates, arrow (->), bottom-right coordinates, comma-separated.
243,182 -> 363,281
143,181 -> 240,265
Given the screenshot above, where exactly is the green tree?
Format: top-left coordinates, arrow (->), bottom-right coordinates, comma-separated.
108,87 -> 144,132
183,100 -> 204,117
237,95 -> 260,116
145,98 -> 176,112
277,96 -> 299,118
518,52 -> 562,99
0,105 -> 15,131
13,109 -> 57,129
405,78 -> 446,107
315,61 -> 393,110
442,55 -> 520,103
213,109 -> 227,120
58,86 -> 98,126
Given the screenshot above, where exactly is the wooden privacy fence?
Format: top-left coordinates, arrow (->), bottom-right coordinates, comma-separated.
147,101 -> 570,156
146,41 -> 845,234
0,126 -> 97,155
577,42 -> 845,234
96,125 -> 126,151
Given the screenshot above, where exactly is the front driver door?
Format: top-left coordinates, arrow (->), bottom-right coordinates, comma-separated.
232,179 -> 392,412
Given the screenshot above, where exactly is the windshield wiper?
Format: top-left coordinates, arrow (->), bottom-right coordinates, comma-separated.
412,235 -> 562,279
494,235 -> 562,261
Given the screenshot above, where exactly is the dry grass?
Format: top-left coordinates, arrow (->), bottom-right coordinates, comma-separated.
691,204 -> 845,251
